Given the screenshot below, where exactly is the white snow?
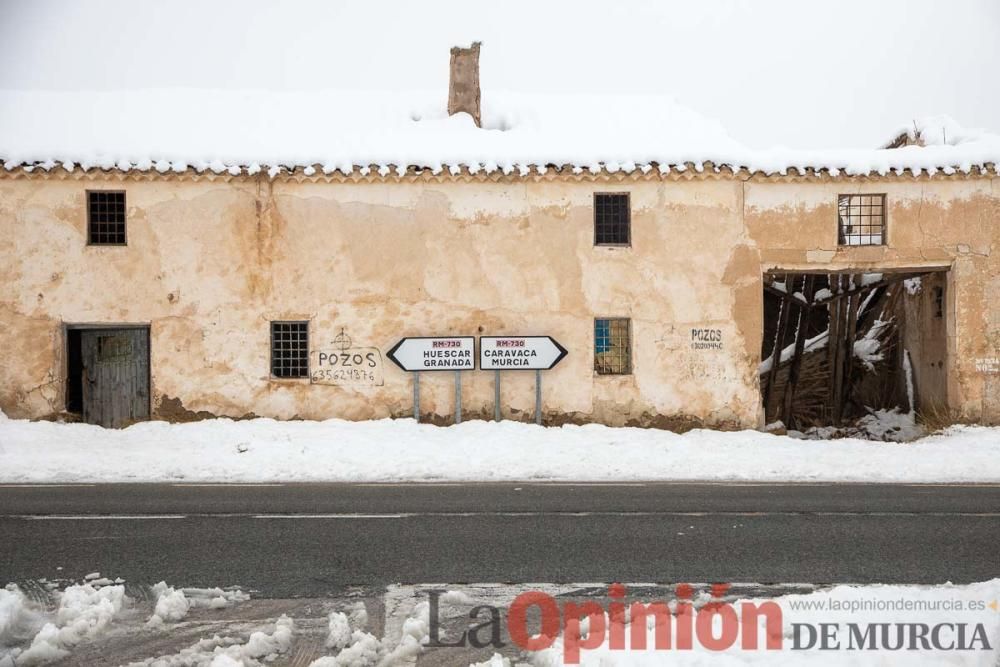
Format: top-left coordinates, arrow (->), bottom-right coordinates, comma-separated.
757,331 -> 829,375
130,614 -> 295,667
309,598 -> 429,666
852,320 -> 889,372
1,416 -> 999,483
904,277 -> 923,295
325,612 -> 352,650
527,579 -> 1000,665
14,583 -> 128,665
0,586 -> 43,653
147,583 -> 191,626
0,85 -> 996,179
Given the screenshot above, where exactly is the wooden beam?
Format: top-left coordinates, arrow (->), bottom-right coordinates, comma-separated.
781,275 -> 816,428
763,274 -> 792,422
765,271 -> 934,312
840,273 -> 861,422
831,274 -> 848,425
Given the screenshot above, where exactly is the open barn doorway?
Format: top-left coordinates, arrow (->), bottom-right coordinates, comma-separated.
759,270 -> 948,440
66,325 -> 151,428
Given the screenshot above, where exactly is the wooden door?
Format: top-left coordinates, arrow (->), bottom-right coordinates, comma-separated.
80,328 -> 150,428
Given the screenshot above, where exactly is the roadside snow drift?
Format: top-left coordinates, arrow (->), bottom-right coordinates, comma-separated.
1,415 -> 999,483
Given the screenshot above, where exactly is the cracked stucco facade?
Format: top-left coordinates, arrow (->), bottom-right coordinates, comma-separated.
0,171 -> 997,427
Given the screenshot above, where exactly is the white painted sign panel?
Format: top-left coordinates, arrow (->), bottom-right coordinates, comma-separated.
387,337 -> 475,372
480,336 -> 568,371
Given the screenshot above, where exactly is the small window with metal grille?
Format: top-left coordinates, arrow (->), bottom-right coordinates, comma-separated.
87,191 -> 127,245
838,194 -> 886,246
594,318 -> 631,375
270,321 -> 309,379
594,193 -> 630,246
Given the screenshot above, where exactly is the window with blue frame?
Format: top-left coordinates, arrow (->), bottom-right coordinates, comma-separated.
594,318 -> 631,374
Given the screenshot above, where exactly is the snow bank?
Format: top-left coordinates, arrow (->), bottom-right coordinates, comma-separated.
2,416 -> 999,483
0,88 -> 997,178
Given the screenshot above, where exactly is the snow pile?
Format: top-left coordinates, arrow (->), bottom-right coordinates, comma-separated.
5,414 -> 998,483
310,600 -> 429,666
0,88 -> 997,178
529,579 -> 1000,665
322,602 -> 370,653
130,615 -> 295,667
146,582 -> 249,627
324,612 -> 352,650
795,409 -> 925,443
15,583 -> 128,665
147,584 -> 190,626
0,586 -> 43,655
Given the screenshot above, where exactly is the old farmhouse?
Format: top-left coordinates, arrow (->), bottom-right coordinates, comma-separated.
1,45 -> 999,431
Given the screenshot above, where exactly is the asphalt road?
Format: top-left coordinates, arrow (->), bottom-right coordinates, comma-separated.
2,482 -> 999,597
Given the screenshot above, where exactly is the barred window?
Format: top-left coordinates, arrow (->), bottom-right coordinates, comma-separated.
594,193 -> 630,245
270,321 -> 309,378
838,194 -> 885,246
594,318 -> 631,375
87,191 -> 127,245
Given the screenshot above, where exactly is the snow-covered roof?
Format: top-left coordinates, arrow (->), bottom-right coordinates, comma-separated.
0,89 -> 997,178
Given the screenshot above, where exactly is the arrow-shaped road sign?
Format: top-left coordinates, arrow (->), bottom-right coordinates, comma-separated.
386,337 -> 475,372
479,336 -> 568,371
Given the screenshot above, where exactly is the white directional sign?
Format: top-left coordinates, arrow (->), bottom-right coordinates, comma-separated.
387,337 -> 475,372
479,336 -> 568,371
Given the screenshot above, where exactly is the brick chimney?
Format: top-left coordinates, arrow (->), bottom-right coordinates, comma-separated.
448,42 -> 481,127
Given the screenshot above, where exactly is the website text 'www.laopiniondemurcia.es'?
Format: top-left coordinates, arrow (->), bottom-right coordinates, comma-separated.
425,583 -> 997,663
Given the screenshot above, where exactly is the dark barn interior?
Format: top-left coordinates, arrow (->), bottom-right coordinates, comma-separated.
760,269 -> 948,434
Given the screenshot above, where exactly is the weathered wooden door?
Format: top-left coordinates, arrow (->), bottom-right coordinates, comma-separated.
80,328 -> 150,428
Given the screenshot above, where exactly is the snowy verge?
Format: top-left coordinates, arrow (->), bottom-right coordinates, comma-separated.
1,416 -> 999,483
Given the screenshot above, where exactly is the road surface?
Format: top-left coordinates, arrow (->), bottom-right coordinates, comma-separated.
2,482 -> 999,597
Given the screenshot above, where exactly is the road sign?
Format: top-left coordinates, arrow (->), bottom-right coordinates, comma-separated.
386,336 -> 475,372
479,336 -> 568,371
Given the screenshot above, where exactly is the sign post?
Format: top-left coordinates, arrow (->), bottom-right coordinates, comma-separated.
479,336 -> 568,425
413,371 -> 420,420
455,370 -> 462,424
535,368 -> 542,425
387,337 -> 475,424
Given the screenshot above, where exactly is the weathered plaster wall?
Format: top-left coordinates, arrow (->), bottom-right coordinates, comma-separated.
0,174 -> 764,428
744,177 -> 1000,423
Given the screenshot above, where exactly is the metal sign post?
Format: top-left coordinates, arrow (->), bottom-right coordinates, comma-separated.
387,336 -> 475,425
535,368 -> 542,425
413,371 -> 420,421
479,336 -> 567,426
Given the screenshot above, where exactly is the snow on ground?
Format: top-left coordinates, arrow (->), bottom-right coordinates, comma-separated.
1,414 -> 999,483
147,583 -> 251,627
127,615 -> 295,667
3,582 -> 128,665
526,579 -> 1000,666
1,577 -> 253,666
